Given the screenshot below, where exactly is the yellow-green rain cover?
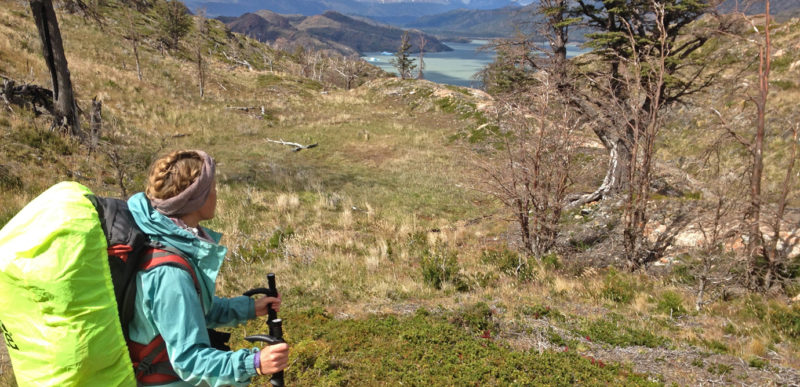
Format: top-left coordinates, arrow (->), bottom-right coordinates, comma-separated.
0,182 -> 135,387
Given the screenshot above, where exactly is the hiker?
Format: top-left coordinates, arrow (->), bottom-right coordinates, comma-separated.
126,149 -> 289,386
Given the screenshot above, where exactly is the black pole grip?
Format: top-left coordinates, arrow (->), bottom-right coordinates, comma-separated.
245,319 -> 285,387
267,273 -> 278,321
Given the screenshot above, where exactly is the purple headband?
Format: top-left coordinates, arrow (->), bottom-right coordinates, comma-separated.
150,150 -> 216,217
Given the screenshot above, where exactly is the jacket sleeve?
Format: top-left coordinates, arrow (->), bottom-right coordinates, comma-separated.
207,296 -> 256,328
145,266 -> 259,387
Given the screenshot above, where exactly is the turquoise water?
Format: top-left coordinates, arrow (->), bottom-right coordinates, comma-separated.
362,40 -> 590,88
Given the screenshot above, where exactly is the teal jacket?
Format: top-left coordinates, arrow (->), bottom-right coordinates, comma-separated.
127,193 -> 259,386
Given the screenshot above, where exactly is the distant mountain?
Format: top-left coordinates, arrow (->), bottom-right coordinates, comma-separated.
718,0 -> 800,17
186,0 -> 531,24
406,4 -> 594,41
223,10 -> 452,56
405,5 -> 527,39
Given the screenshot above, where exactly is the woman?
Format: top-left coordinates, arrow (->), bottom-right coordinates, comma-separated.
127,149 -> 289,386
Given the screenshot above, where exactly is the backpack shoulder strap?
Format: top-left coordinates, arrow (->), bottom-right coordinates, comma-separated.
140,247 -> 200,291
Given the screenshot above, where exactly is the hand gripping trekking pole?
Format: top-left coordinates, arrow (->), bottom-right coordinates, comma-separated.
243,273 -> 285,386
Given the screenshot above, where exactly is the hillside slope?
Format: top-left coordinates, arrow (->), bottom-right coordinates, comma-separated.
1,2 -> 800,386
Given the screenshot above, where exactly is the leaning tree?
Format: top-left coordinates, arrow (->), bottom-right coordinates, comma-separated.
29,0 -> 82,137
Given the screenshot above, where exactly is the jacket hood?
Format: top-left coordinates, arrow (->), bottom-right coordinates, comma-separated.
127,192 -> 227,312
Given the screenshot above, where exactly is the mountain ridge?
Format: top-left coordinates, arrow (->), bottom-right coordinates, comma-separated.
223,10 -> 452,56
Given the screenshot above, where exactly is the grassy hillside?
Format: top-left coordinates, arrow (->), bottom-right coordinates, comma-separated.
1,1 -> 800,386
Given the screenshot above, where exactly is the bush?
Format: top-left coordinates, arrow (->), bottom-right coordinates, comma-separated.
748,357 -> 767,369
269,226 -> 295,249
580,315 -> 670,348
769,303 -> 800,340
420,242 -> 467,291
519,304 -> 564,321
0,164 -> 23,190
448,302 -> 494,333
601,269 -> 636,304
481,248 -> 535,281
541,253 -> 561,270
655,290 -> 687,318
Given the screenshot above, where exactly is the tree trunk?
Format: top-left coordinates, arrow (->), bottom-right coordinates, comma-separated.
133,37 -> 142,81
197,48 -> 205,98
567,128 -> 631,206
746,1 -> 770,289
30,0 -> 81,137
89,97 -> 101,153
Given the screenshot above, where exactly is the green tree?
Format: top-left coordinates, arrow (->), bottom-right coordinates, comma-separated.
155,0 -> 191,50
391,31 -> 416,80
570,0 -> 715,203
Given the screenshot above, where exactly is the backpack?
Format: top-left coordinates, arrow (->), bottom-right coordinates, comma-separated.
0,182 -> 135,386
0,182 -> 223,386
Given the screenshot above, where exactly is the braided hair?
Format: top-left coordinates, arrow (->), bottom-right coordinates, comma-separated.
146,150 -> 204,201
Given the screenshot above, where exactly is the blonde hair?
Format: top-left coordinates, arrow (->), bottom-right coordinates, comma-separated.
146,150 -> 204,200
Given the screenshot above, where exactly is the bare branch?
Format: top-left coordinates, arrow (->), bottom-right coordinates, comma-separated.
265,138 -> 319,152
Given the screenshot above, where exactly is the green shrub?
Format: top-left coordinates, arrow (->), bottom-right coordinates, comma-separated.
707,363 -> 733,375
740,294 -> 768,320
655,291 -> 687,318
269,226 -> 295,249
580,315 -> 670,348
696,338 -> 728,354
541,253 -> 561,270
771,79 -> 796,90
601,269 -> 636,304
769,303 -> 800,340
771,54 -> 794,71
420,242 -> 466,291
519,304 -> 564,321
481,248 -> 535,281
546,327 -> 567,346
670,259 -> 696,285
748,357 -> 767,369
0,164 -> 23,190
406,230 -> 428,252
448,302 -> 494,333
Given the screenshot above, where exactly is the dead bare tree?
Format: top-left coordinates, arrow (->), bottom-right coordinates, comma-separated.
89,97 -> 101,153
29,0 -> 82,138
474,75 -> 580,258
195,8 -> 208,98
417,34 -> 427,80
123,10 -> 143,81
105,147 -> 129,198
332,56 -> 363,90
1,77 -> 55,115
692,136 -> 745,310
710,1 -> 798,291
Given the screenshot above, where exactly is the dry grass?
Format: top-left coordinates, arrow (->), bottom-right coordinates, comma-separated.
1,2 -> 800,385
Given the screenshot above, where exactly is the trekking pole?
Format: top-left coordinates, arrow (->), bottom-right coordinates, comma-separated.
243,273 -> 285,387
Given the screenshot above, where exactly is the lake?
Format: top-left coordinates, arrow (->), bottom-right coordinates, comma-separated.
362,40 -> 591,88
